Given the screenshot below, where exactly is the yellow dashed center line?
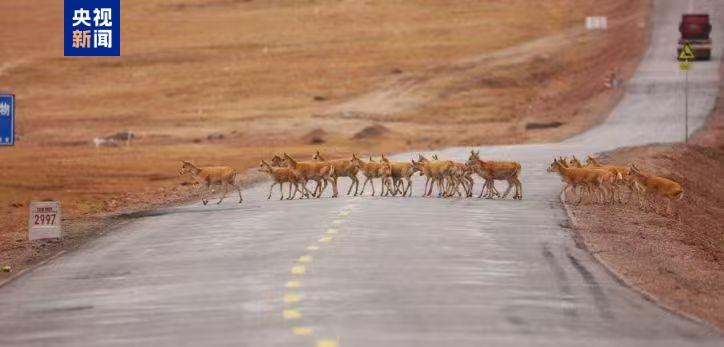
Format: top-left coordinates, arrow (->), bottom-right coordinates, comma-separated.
291,265 -> 306,275
316,339 -> 339,347
283,309 -> 302,319
293,327 -> 314,335
285,280 -> 302,288
283,210 -> 351,345
283,294 -> 301,303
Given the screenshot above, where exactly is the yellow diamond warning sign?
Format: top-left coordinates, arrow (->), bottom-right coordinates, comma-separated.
678,43 -> 696,61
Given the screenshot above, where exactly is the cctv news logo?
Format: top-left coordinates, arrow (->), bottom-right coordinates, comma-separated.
64,0 -> 120,56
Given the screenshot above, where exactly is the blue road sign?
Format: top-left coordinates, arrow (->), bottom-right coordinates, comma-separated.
0,94 -> 15,146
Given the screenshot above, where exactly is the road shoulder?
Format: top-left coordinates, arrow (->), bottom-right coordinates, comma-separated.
566,58 -> 724,330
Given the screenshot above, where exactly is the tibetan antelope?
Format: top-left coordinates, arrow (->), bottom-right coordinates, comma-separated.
626,164 -> 683,215
431,154 -> 469,197
272,153 -> 325,197
350,154 -> 394,196
446,161 -> 474,197
179,161 -> 243,205
466,150 -> 521,199
547,158 -> 616,204
259,160 -> 305,200
282,153 -> 338,198
313,150 -> 361,196
270,154 -> 286,168
411,155 -> 454,197
586,156 -> 639,203
380,154 -> 416,197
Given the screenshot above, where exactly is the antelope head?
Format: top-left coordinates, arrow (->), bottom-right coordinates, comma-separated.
258,160 -> 273,173
350,153 -> 364,169
466,150 -> 481,168
411,159 -> 427,176
270,154 -> 286,167
179,161 -> 198,175
547,158 -> 563,173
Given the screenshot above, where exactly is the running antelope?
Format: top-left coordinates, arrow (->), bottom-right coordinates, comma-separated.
547,158 -> 617,204
313,150 -> 361,196
259,160 -> 305,200
282,153 -> 338,198
626,164 -> 683,215
466,150 -> 521,200
270,154 -> 286,168
350,154 -> 394,196
431,155 -> 469,197
179,161 -> 243,205
585,156 -> 639,203
380,154 -> 416,197
446,161 -> 474,197
411,155 -> 454,197
271,154 -> 315,196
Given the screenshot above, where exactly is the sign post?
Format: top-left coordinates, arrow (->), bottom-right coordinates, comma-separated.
28,201 -> 62,240
678,43 -> 695,143
0,94 -> 14,146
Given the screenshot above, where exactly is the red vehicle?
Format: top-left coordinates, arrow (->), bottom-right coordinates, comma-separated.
678,14 -> 712,60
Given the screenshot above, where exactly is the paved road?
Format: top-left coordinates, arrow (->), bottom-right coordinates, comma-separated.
1,1 -> 722,346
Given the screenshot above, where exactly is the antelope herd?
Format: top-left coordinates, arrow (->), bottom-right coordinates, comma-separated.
177,150 -> 684,216
547,155 -> 684,215
178,150 -> 524,204
258,150 -> 523,200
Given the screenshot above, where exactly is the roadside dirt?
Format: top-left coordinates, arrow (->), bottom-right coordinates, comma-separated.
0,0 -> 650,280
567,63 -> 724,329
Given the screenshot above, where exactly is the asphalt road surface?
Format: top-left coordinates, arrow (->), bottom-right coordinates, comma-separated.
1,1 -> 722,346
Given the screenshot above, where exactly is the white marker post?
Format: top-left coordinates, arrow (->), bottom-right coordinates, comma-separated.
585,16 -> 607,31
28,201 -> 62,240
678,43 -> 695,143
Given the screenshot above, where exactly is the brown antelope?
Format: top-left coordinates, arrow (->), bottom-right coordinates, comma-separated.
569,156 -> 585,168
466,150 -> 521,199
282,153 -> 338,198
179,161 -> 243,205
313,150 -> 361,196
412,155 -> 454,197
567,156 -> 617,202
276,152 -> 326,196
585,156 -> 639,203
626,164 -> 683,215
350,154 -> 394,196
270,154 -> 286,168
258,160 -> 305,200
445,161 -> 474,197
380,154 -> 416,197
413,155 -> 433,195
547,158 -> 617,204
431,155 -> 465,197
